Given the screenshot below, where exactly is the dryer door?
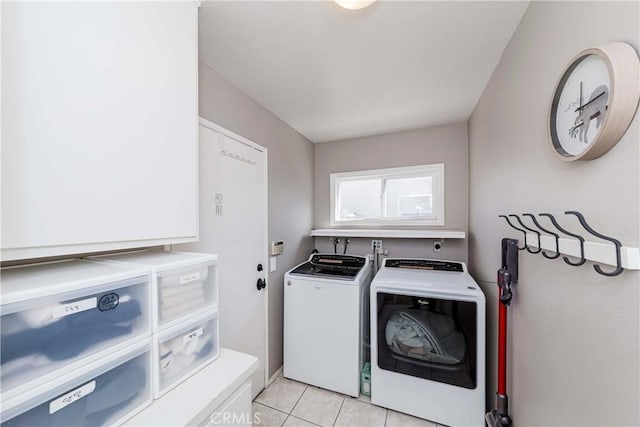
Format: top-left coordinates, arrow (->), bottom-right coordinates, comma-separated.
376,292 -> 477,389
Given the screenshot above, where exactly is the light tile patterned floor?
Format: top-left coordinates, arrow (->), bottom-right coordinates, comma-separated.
253,375 -> 442,427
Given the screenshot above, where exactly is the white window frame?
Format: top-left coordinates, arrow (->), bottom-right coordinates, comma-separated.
330,164 -> 445,226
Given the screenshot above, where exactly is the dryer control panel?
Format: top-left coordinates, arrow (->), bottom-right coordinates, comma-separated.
385,259 -> 463,272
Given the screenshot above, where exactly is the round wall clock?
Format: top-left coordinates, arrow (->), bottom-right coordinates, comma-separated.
549,42 -> 640,161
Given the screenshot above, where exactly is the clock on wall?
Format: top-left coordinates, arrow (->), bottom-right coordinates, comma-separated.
549,42 -> 640,161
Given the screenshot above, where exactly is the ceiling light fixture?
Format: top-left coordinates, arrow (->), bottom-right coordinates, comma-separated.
334,0 -> 376,11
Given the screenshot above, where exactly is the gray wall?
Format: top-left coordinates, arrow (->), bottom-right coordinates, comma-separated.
198,61 -> 315,378
468,2 -> 639,425
313,123 -> 469,261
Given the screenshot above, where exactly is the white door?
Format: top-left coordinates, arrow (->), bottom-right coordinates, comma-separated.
179,118 -> 268,398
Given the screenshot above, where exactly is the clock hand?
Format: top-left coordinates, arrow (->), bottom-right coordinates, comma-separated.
579,81 -> 583,108
575,91 -> 606,112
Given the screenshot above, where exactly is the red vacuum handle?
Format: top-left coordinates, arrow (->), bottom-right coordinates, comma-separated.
496,268 -> 511,396
497,298 -> 507,395
488,263 -> 514,426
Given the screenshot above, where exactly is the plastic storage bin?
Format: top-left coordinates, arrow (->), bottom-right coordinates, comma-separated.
0,338 -> 152,427
90,250 -> 218,331
152,309 -> 219,398
0,260 -> 150,399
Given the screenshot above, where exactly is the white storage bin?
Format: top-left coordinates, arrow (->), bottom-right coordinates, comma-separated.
90,250 -> 218,331
153,309 -> 219,398
0,260 -> 151,399
0,338 -> 152,427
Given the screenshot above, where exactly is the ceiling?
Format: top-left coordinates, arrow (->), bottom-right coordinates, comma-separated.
199,1 -> 529,143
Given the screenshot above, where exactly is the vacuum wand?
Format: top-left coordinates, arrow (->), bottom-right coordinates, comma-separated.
486,239 -> 517,427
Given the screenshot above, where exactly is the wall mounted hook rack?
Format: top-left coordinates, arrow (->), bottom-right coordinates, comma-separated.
498,211 -> 639,276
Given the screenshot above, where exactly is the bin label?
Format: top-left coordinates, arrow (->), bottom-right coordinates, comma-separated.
52,297 -> 97,319
180,272 -> 201,285
183,327 -> 204,344
49,380 -> 96,414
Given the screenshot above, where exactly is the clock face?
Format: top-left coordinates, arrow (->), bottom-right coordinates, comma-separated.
551,54 -> 611,157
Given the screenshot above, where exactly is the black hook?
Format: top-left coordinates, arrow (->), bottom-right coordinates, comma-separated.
498,215 -> 527,250
509,214 -> 542,254
523,213 -> 560,259
539,212 -> 586,266
565,211 -> 623,277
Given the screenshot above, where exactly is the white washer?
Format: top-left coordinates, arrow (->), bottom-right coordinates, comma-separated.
284,254 -> 372,397
371,258 -> 485,427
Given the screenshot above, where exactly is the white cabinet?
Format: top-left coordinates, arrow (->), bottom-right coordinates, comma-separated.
199,381 -> 252,427
1,1 -> 198,261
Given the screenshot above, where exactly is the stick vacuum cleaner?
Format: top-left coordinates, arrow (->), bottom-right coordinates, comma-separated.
486,238 -> 518,427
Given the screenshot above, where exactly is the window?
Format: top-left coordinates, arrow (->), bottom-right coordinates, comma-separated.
330,164 -> 444,226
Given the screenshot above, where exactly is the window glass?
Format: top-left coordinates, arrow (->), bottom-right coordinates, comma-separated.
384,176 -> 433,218
338,179 -> 381,220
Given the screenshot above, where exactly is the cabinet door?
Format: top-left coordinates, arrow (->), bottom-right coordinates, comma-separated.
1,2 -> 198,260
198,381 -> 253,427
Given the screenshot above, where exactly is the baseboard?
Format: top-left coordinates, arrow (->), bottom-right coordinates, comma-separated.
268,366 -> 283,385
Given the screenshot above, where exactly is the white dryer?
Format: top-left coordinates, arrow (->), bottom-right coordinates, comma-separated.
370,258 -> 485,427
284,254 -> 372,397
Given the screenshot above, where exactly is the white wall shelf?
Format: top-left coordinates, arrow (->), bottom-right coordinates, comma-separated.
310,229 -> 466,239
524,233 -> 640,270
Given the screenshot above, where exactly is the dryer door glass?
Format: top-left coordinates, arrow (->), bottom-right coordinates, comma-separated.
376,292 -> 477,389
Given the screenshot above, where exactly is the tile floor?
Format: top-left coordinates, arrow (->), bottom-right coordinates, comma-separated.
253,374 -> 442,427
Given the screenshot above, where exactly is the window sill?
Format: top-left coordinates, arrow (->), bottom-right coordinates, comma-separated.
310,228 -> 465,239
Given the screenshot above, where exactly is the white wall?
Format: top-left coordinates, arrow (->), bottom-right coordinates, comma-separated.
198,62 -> 315,378
314,123 -> 469,261
469,2 -> 639,424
